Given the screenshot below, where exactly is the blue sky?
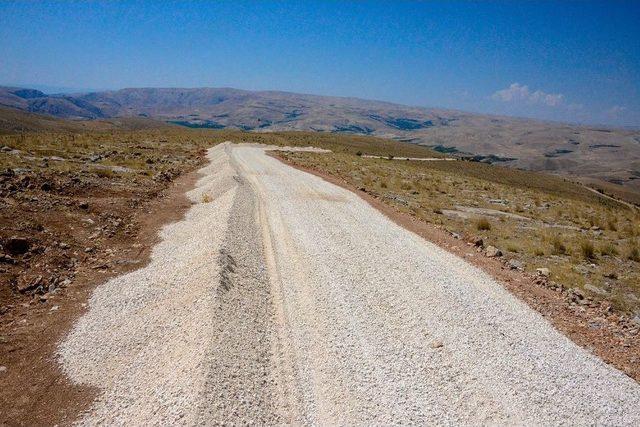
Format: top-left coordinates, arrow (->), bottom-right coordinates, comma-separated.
1,1 -> 639,126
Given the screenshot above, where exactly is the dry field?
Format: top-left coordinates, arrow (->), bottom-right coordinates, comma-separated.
0,129 -> 216,312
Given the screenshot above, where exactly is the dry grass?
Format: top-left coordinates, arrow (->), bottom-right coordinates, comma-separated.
580,241 -> 596,260
476,218 -> 491,231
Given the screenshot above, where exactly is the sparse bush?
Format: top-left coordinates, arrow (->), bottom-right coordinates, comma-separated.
551,236 -> 567,255
94,168 -> 115,178
380,181 -> 387,188
400,181 -> 412,191
629,245 -> 640,262
506,243 -> 520,253
201,193 -> 212,203
356,151 -> 363,156
599,243 -> 619,257
387,154 -> 394,160
580,241 -> 595,260
476,218 -> 491,231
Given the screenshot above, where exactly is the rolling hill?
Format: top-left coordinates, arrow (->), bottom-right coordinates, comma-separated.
1,85 -> 639,195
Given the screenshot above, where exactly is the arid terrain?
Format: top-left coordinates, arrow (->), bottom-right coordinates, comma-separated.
2,86 -> 640,200
1,113 -> 639,425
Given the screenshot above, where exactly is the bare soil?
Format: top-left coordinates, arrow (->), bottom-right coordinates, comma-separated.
0,163 -> 203,426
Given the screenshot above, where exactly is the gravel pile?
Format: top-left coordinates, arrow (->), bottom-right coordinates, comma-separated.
59,143 -> 640,425
59,144 -> 239,424
233,144 -> 640,425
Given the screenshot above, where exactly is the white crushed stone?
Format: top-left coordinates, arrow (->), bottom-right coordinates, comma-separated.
233,144 -> 640,426
59,144 -> 238,425
58,142 -> 640,426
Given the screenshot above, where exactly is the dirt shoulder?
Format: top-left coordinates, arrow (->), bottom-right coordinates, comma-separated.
272,152 -> 640,383
0,158 -> 204,426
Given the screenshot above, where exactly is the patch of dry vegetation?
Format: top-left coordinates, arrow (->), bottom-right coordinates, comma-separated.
0,128 -> 217,310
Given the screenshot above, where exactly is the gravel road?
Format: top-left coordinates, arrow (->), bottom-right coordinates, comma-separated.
60,142 -> 640,425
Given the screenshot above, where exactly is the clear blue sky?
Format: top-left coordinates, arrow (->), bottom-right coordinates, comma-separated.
1,1 -> 639,126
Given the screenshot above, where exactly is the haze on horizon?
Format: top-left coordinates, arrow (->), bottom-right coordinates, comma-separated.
1,0 -> 639,127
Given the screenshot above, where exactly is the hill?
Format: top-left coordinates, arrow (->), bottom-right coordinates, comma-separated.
1,85 -> 639,195
0,105 -> 171,134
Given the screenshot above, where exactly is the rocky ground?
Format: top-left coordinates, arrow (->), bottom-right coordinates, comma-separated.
0,129 -> 213,424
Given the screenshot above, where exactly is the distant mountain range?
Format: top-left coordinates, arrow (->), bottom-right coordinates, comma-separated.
2,85 -> 640,195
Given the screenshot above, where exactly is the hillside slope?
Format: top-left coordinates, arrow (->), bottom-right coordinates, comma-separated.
1,85 -> 639,193
0,105 -> 172,134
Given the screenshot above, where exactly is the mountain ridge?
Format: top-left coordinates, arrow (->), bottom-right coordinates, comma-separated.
1,85 -> 639,194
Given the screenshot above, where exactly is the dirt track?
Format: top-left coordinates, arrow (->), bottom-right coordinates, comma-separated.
59,143 -> 640,425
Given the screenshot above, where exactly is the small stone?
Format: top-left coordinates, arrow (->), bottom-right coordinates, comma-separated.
584,284 -> 608,296
430,340 -> 444,349
0,253 -> 16,264
469,236 -> 483,247
59,242 -> 70,249
18,275 -> 42,293
0,366 -> 7,373
485,245 -> 502,257
507,259 -> 525,270
536,268 -> 550,278
79,201 -> 89,210
50,305 -> 59,311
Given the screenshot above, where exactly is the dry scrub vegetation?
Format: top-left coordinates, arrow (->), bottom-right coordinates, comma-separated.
0,128 -> 217,311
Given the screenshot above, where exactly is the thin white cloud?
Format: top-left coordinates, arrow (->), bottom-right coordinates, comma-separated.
492,83 -> 564,107
605,105 -> 626,117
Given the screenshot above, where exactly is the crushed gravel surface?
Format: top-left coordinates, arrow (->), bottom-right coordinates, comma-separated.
59,142 -> 640,425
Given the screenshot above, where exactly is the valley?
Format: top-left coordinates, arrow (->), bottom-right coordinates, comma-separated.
2,86 -> 640,200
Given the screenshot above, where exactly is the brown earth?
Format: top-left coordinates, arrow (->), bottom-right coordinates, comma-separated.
272,152 -> 640,383
0,158 -> 204,426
